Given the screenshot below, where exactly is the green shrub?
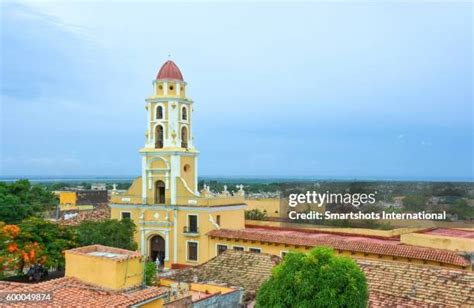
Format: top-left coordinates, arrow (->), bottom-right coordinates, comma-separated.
145,261 -> 157,286
256,247 -> 368,308
245,209 -> 267,220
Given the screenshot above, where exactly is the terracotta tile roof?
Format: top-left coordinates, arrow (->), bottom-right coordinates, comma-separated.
0,277 -> 168,307
58,204 -> 110,226
162,250 -> 280,303
156,60 -> 184,81
369,291 -> 434,307
208,228 -> 470,267
420,228 -> 474,239
358,259 -> 474,307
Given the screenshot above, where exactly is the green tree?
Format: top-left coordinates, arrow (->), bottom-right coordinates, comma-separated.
256,247 -> 368,308
449,199 -> 474,220
0,180 -> 57,224
75,219 -> 137,250
18,217 -> 76,270
403,195 -> 427,212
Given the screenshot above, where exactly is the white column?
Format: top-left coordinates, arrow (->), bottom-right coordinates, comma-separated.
141,227 -> 146,256
188,103 -> 193,148
173,210 -> 178,264
147,102 -> 152,146
141,155 -> 147,203
170,155 -> 180,204
194,156 -> 199,195
165,231 -> 170,261
163,81 -> 168,95
176,82 -> 180,96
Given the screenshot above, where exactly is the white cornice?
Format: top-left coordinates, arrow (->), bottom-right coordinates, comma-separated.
110,204 -> 247,212
145,97 -> 193,104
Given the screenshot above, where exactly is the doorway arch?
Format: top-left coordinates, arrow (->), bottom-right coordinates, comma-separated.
149,235 -> 165,265
155,180 -> 165,204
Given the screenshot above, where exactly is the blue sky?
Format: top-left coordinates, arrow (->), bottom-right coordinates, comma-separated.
0,1 -> 472,180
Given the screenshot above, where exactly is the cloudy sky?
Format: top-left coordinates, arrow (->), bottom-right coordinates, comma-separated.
0,1 -> 472,180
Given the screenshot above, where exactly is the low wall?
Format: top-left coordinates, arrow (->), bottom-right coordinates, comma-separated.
400,233 -> 474,252
246,219 -> 420,238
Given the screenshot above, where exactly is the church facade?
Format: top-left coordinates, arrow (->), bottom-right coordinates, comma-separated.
109,60 -> 247,268
109,61 -> 471,271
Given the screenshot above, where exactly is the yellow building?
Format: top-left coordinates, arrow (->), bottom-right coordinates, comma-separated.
0,245 -> 169,307
110,60 -> 472,272
110,60 -> 246,268
59,190 -> 107,211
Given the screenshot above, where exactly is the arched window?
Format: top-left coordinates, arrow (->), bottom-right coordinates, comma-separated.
182,106 -> 187,121
155,125 -> 164,148
181,126 -> 188,148
156,106 -> 163,119
154,180 -> 165,204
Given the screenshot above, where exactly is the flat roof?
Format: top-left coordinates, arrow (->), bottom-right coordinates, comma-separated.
66,245 -> 141,261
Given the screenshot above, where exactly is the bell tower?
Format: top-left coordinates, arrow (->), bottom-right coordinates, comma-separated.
140,60 -> 199,205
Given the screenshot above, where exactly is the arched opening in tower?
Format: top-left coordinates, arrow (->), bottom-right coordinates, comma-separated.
155,180 -> 165,204
181,106 -> 187,120
181,126 -> 188,148
155,125 -> 164,148
156,106 -> 163,119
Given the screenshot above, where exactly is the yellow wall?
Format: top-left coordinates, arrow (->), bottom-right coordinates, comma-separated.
60,204 -> 94,211
180,156 -> 195,193
60,191 -> 77,206
176,208 -> 245,265
401,233 -> 474,253
160,279 -> 234,295
65,250 -> 143,290
110,204 -> 246,267
155,81 -> 185,98
140,298 -> 164,308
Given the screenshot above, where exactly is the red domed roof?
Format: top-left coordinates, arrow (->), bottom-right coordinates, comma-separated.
156,60 -> 184,81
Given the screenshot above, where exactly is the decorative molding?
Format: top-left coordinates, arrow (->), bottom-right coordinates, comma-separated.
110,203 -> 247,212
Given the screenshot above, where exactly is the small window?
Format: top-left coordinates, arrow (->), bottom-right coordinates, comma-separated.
169,85 -> 174,91
249,248 -> 261,253
182,106 -> 187,120
216,215 -> 221,226
188,215 -> 198,233
233,246 -> 244,251
183,164 -> 190,172
217,244 -> 227,255
121,212 -> 131,220
187,242 -> 198,261
158,85 -> 163,90
156,106 -> 163,119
